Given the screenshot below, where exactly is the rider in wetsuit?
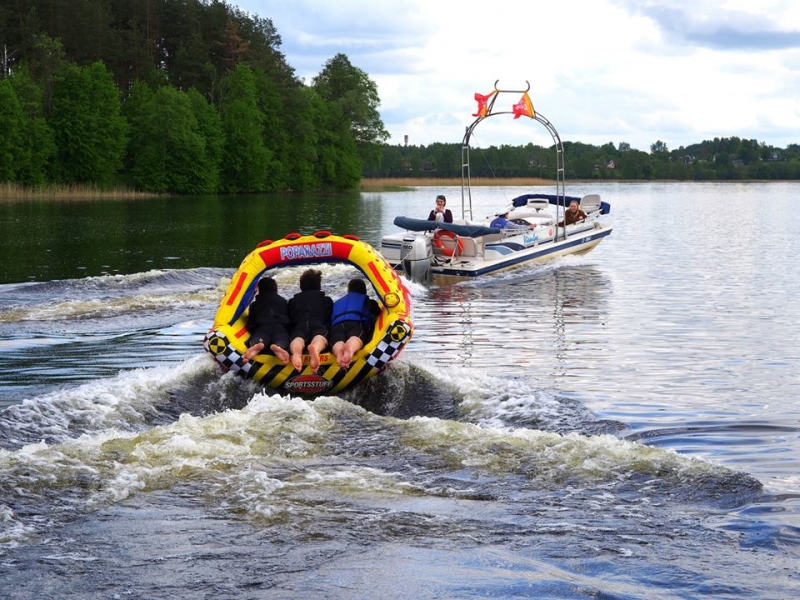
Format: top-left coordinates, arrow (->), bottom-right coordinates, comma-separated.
288,269 -> 333,373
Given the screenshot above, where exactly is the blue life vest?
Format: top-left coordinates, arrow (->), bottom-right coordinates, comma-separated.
330,292 -> 371,326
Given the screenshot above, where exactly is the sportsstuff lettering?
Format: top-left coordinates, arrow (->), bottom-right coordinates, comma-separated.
279,243 -> 333,261
284,375 -> 334,394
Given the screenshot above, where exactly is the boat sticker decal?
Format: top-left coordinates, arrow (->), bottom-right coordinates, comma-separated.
225,272 -> 249,306
203,331 -> 253,375
383,291 -> 400,308
389,321 -> 409,343
284,374 -> 335,395
278,242 -> 333,261
366,322 -> 411,369
367,260 -> 391,293
206,334 -> 228,356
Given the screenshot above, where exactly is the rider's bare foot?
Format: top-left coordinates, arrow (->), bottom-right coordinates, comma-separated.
291,351 -> 303,372
309,345 -> 320,373
270,344 -> 290,364
332,343 -> 346,369
339,348 -> 352,370
242,342 -> 264,363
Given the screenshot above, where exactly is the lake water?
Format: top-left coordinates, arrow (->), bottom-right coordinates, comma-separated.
0,182 -> 798,599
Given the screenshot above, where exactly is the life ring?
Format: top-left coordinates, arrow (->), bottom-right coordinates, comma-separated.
432,229 -> 465,257
202,232 -> 413,396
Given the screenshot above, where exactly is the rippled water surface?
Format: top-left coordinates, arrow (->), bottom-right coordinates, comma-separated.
1,182 -> 798,599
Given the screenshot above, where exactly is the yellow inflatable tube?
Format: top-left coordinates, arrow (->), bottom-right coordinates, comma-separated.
203,231 -> 414,395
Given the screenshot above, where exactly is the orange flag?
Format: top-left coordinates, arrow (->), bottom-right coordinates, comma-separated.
473,91 -> 497,117
512,92 -> 535,119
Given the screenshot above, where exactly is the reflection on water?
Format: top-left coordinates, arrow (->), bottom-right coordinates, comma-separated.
1,182 -> 800,598
412,260 -> 611,383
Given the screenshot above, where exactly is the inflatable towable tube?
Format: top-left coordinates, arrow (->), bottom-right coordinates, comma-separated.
203,231 -> 414,395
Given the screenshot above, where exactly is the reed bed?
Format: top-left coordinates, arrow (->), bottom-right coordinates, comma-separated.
359,177 -> 552,191
1,178 -> 553,200
0,183 -> 161,201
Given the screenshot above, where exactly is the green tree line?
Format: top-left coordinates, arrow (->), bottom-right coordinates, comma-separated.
365,138 -> 800,181
3,1 -> 798,193
0,0 -> 387,193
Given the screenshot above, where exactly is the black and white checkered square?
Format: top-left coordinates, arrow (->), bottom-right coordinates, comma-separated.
365,322 -> 411,370
203,331 -> 253,375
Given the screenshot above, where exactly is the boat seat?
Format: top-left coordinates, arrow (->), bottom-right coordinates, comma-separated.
458,236 -> 478,257
580,194 -> 602,213
482,232 -> 508,243
529,214 -> 555,225
526,199 -> 551,212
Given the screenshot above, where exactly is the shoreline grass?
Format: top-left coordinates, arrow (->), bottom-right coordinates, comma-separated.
0,183 -> 162,201
359,177 -> 553,192
5,177 -> 784,200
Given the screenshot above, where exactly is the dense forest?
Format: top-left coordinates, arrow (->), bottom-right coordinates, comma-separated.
1,1 -> 799,194
0,0 -> 388,193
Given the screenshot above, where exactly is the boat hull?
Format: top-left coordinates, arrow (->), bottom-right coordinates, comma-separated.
382,223 -> 612,285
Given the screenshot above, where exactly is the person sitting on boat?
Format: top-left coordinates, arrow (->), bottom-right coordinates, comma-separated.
288,269 -> 333,373
329,278 -> 381,370
490,211 -> 534,231
427,194 -> 453,223
242,277 -> 291,364
558,199 -> 587,226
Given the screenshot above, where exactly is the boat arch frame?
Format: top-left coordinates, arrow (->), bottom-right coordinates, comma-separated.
460,80 -> 568,237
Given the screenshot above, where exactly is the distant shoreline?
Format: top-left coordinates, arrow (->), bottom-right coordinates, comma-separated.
358,177 -> 792,191
0,183 -> 161,201
359,177 -> 553,191
2,178 -> 791,201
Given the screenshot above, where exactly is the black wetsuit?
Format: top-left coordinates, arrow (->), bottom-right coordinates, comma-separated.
288,290 -> 333,343
246,291 -> 290,352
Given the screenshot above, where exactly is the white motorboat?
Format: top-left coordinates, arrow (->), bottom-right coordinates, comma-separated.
379,81 -> 613,285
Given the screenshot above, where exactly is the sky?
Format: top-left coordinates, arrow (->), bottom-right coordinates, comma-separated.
232,0 -> 800,152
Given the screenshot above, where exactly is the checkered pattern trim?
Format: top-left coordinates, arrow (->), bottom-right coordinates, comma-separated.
365,320 -> 412,370
203,331 -> 254,376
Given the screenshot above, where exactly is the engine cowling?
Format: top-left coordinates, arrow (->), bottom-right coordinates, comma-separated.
401,234 -> 433,283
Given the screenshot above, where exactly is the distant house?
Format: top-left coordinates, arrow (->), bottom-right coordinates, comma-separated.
768,152 -> 782,161
594,160 -> 615,171
732,159 -> 745,168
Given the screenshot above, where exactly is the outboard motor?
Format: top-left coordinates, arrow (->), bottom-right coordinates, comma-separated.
401,234 -> 433,283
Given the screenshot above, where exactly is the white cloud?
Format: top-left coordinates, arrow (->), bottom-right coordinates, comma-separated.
235,0 -> 800,151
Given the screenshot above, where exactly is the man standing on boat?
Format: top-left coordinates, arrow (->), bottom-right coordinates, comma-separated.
428,195 -> 453,223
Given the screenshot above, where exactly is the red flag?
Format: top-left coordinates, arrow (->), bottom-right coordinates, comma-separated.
473,91 -> 497,117
512,92 -> 535,119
